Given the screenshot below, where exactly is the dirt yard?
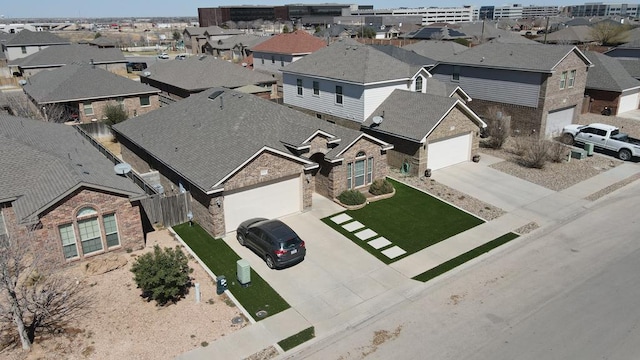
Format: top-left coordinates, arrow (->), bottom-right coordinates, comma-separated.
1,229 -> 245,360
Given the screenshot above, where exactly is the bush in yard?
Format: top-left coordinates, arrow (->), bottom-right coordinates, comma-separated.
547,141 -> 569,163
337,189 -> 366,206
369,178 -> 394,196
103,103 -> 128,125
131,245 -> 192,306
480,107 -> 510,149
517,139 -> 550,169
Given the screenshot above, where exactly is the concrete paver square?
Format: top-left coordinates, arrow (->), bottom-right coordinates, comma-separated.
342,221 -> 365,232
330,213 -> 352,224
355,228 -> 378,240
382,246 -> 406,259
368,237 -> 391,249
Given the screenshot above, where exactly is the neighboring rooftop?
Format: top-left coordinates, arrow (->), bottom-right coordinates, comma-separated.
251,29 -> 327,55
402,40 -> 469,62
4,29 -> 69,46
204,34 -> 269,50
9,43 -> 126,68
584,51 -> 640,92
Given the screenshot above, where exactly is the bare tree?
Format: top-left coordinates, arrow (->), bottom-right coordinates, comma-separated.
480,106 -> 511,149
0,92 -> 71,122
590,21 -> 630,45
0,227 -> 91,350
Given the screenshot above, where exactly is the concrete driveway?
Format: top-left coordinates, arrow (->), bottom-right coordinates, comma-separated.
222,195 -> 414,329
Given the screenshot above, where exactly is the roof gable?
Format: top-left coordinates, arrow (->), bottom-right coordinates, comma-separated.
251,30 -> 327,55
283,39 -> 416,84
585,51 -> 640,92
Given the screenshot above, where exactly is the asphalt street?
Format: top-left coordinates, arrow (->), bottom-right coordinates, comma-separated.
284,180 -> 640,360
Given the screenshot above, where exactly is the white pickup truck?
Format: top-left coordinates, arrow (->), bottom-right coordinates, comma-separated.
562,123 -> 640,161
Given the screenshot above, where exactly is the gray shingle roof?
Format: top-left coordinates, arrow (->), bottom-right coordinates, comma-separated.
23,63 -> 159,104
437,43 -> 591,73
402,40 -> 468,62
142,55 -> 276,91
370,44 -> 436,67
363,89 -> 461,142
5,29 -> 69,46
282,39 -> 416,84
205,34 -> 269,50
113,88 -> 379,192
584,51 -> 640,92
619,59 -> 640,79
0,115 -> 145,223
9,44 -> 126,68
535,25 -> 594,44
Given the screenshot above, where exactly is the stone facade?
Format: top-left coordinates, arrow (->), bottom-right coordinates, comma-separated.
328,137 -> 389,198
0,188 -> 144,266
76,94 -> 160,123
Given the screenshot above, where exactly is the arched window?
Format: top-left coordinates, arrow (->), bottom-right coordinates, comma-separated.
415,76 -> 423,92
346,151 -> 374,189
58,207 -> 120,261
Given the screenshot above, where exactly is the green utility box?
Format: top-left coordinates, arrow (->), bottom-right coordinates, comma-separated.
584,143 -> 594,156
571,149 -> 587,159
237,259 -> 251,287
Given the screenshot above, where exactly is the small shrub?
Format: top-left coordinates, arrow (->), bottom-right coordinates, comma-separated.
337,189 -> 366,205
480,115 -> 510,149
547,141 -> 569,163
369,178 -> 394,196
517,139 -> 550,169
201,341 -> 209,347
130,245 -> 191,306
103,103 -> 129,125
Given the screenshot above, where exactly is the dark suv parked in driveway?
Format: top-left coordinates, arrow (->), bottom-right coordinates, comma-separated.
236,218 -> 306,269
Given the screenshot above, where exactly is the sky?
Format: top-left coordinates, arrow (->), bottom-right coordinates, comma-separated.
1,1 -> 585,19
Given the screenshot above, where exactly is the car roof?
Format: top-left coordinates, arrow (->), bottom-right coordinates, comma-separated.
253,219 -> 297,241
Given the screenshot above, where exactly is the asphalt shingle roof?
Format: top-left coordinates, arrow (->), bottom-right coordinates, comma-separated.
205,34 -> 269,50
142,55 -> 276,91
370,44 -> 436,67
4,29 -> 69,46
251,30 -> 327,55
402,40 -> 468,62
283,38 -> 417,84
362,89 -> 461,142
9,44 -> 126,68
0,115 -> 145,223
584,51 -> 640,92
113,88 -> 372,192
619,59 -> 640,79
437,43 -> 590,73
535,25 -> 594,44
23,63 -> 159,104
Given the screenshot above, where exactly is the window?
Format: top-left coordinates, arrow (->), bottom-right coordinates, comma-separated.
346,163 -> 353,189
452,65 -> 460,81
83,102 -> 94,116
297,79 -> 303,96
59,223 -> 78,259
116,97 -> 124,109
103,214 -> 120,248
313,81 -> 320,96
21,46 -> 27,54
140,96 -> 150,107
354,153 -> 366,187
271,55 -> 275,64
415,77 -> 423,92
261,57 -> 264,64
568,70 -> 576,88
346,151 -> 374,189
336,85 -> 343,104
0,209 -> 7,240
76,207 -> 103,255
560,71 -> 567,89
280,56 -> 284,67
367,157 -> 373,184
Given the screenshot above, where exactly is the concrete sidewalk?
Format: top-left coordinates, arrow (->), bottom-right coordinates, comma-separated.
177,157 -> 640,360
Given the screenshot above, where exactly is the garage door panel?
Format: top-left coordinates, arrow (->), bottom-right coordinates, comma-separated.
224,177 -> 301,232
546,107 -> 575,137
428,133 -> 471,171
618,91 -> 640,114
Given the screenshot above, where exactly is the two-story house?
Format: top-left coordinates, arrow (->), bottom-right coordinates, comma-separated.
183,26 -> 244,55
282,38 -> 431,129
251,30 -> 327,73
1,29 -> 69,62
430,43 -> 592,137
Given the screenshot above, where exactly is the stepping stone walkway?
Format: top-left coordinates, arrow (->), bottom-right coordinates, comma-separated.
330,213 -> 407,261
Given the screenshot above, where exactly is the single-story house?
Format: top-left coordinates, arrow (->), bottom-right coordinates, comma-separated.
583,51 -> 640,115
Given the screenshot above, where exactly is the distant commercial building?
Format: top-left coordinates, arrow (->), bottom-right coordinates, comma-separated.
198,4 -> 373,27
492,4 -> 560,19
565,3 -> 640,18
350,5 -> 478,25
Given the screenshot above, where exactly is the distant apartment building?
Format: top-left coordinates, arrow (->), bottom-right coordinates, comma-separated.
493,4 -> 559,19
198,4 -> 373,26
350,5 -> 478,25
565,3 -> 640,18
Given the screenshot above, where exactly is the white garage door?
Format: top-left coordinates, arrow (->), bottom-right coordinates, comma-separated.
618,90 -> 640,114
546,107 -> 575,137
224,177 -> 302,232
428,133 -> 471,171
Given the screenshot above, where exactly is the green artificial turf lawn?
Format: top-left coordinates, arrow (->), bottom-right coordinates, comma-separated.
278,327 -> 315,351
173,223 -> 290,320
412,232 -> 519,282
322,178 -> 484,263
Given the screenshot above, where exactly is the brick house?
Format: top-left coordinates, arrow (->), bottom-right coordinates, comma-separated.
251,30 -> 327,73
583,51 -> 640,116
112,88 -> 392,237
362,89 -> 486,176
183,26 -> 244,55
430,43 -> 593,137
0,115 -> 147,265
23,63 -> 160,123
140,55 -> 276,101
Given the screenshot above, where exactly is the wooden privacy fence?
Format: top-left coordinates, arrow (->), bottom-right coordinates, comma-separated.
140,192 -> 192,228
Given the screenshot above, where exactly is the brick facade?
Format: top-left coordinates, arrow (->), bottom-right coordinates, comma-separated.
1,188 -> 144,266
584,90 -> 620,115
77,94 -> 160,123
